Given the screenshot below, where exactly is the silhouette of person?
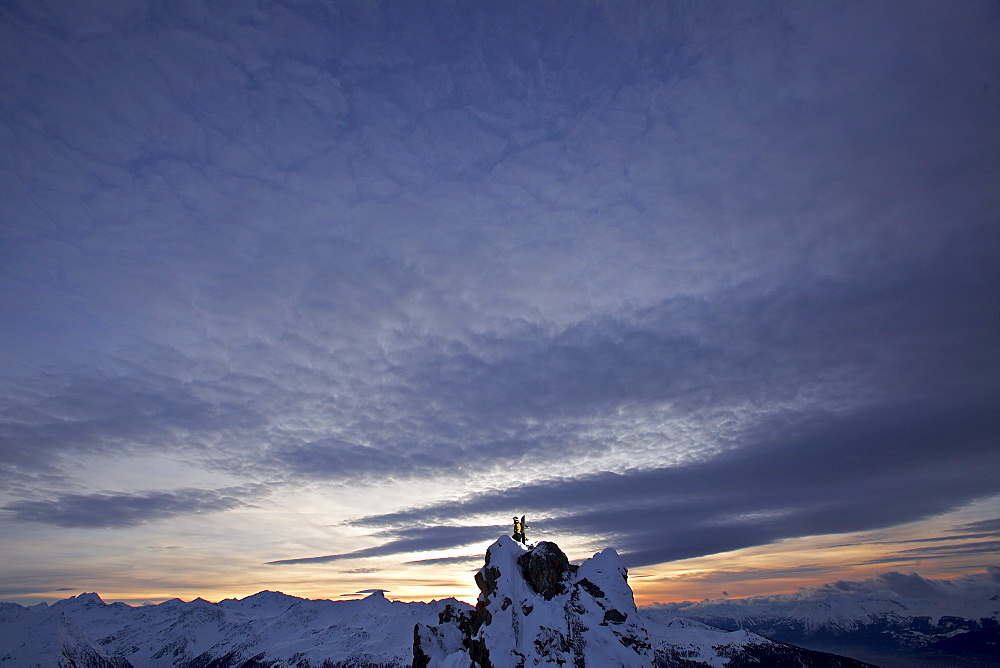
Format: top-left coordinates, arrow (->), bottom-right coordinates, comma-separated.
512,515 -> 527,544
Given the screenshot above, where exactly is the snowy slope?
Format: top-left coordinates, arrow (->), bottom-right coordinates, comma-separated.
0,601 -> 122,667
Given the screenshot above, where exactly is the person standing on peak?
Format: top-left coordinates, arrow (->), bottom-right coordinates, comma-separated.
512,515 -> 527,543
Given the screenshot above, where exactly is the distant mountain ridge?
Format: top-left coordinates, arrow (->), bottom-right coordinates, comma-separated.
2,589 -> 460,667
645,567 -> 1000,667
9,546 -> 994,666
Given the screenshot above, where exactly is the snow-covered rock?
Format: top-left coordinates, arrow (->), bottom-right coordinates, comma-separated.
415,536 -> 652,666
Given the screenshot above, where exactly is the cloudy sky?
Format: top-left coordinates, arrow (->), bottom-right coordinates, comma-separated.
1,0 -> 998,605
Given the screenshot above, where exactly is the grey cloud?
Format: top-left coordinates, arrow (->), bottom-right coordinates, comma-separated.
267,524 -> 503,566
835,519 -> 1000,565
954,518 -> 1000,535
345,395 -> 999,567
656,568 -> 1000,608
267,438 -> 406,478
653,565 -> 833,585
0,586 -> 76,598
247,225 -> 997,485
4,0 -> 995,369
406,231 -> 997,422
880,533 -> 1000,546
830,518 -> 1000,549
886,541 -> 1000,559
0,366 -> 264,487
1,487 -> 261,528
820,568 -> 1000,603
14,233 -> 972,493
848,572 -> 950,601
405,555 -> 483,567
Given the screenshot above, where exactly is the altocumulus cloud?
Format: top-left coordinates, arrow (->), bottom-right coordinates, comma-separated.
264,226 -> 999,566
0,366 -> 264,491
2,486 -> 263,529
263,224 -> 998,487
0,0 -> 997,582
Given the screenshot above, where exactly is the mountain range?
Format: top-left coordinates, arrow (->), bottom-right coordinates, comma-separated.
647,567 -> 1000,667
1,537 -> 996,666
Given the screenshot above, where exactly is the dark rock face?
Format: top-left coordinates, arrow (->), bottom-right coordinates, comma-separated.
603,608 -> 628,624
517,540 -> 570,600
467,636 -> 491,668
412,623 -> 431,668
474,565 -> 502,597
578,578 -> 605,599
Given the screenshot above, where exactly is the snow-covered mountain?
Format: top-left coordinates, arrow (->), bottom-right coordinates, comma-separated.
414,535 -> 870,667
0,602 -> 125,667
1,536 -> 877,667
645,567 -> 1000,667
3,589 -> 466,667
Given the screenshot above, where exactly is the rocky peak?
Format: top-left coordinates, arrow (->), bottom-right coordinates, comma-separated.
415,535 -> 652,667
77,593 -> 105,604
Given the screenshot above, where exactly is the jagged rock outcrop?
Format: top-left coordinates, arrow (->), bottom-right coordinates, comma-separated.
416,535 -> 653,666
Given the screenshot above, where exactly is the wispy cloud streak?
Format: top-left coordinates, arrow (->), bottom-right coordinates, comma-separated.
2,487 -> 263,528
